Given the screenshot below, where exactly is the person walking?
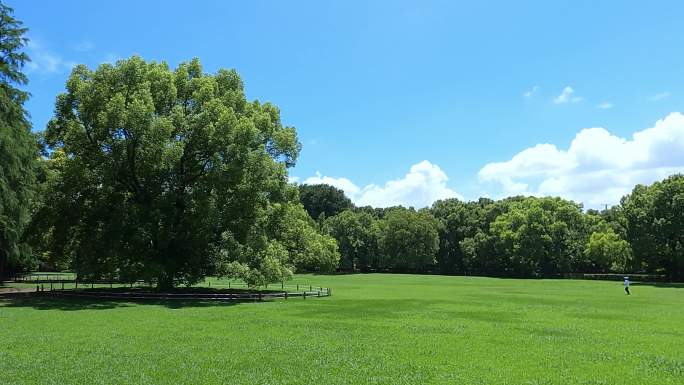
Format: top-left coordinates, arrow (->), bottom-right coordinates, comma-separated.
624,276 -> 630,295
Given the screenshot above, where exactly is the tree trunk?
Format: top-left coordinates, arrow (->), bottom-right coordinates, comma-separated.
0,252 -> 8,281
0,258 -> 5,281
156,273 -> 175,291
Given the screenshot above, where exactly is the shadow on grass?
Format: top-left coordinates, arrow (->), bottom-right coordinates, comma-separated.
293,298 -> 522,324
632,282 -> 684,289
0,292 -> 131,311
0,292 -> 263,311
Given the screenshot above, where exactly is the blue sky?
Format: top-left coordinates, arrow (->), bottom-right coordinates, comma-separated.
17,0 -> 684,208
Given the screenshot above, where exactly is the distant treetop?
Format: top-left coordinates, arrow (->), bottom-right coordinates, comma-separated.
298,183 -> 353,220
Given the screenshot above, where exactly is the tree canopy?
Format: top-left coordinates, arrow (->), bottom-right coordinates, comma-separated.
324,210 -> 380,271
0,3 -> 39,278
622,174 -> 684,279
380,207 -> 439,272
308,177 -> 683,280
489,197 -> 586,277
584,229 -> 632,273
298,183 -> 353,220
39,56 -> 332,287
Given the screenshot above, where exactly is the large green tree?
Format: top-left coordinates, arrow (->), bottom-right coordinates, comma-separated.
489,197 -> 586,277
42,56 -> 315,288
0,3 -> 38,278
584,229 -> 632,273
622,174 -> 684,278
380,207 -> 439,272
325,209 -> 380,271
430,197 -> 506,274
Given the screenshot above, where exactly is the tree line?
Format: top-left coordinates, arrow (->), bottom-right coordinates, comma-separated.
301,174 -> 684,280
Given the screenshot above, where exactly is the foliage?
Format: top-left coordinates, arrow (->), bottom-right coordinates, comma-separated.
41,56 -> 316,288
264,201 -> 339,274
585,229 -> 632,272
310,180 -> 683,279
489,197 -> 586,277
430,197 -> 506,274
0,3 -> 39,277
598,205 -> 628,240
224,199 -> 340,287
324,209 -> 380,271
379,207 -> 439,272
622,174 -> 684,279
298,183 -> 353,220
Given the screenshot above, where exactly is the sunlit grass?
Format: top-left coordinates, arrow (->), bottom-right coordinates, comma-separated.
1,274 -> 683,384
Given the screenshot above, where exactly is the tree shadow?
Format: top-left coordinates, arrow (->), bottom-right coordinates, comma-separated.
0,292 -> 130,311
632,282 -> 684,289
0,292 -> 263,311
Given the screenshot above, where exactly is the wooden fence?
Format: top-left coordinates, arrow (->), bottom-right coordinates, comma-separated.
14,275 -> 331,301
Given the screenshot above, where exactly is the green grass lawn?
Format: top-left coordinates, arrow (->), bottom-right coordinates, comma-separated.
1,274 -> 683,385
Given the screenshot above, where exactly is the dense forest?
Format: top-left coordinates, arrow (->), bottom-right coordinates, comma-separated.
301,174 -> 684,280
1,4 -> 682,286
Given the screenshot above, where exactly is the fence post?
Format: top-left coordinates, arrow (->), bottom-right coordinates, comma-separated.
310,285 -> 312,291
61,282 -> 64,290
285,292 -> 288,300
36,285 -> 39,292
75,280 -> 78,289
50,282 -> 53,291
318,291 -> 320,297
258,292 -> 262,301
296,284 -> 299,291
303,291 -> 306,300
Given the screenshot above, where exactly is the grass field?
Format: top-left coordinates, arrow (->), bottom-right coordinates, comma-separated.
1,274 -> 683,385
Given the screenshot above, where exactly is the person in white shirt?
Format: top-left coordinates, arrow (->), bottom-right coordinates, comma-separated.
624,277 -> 630,295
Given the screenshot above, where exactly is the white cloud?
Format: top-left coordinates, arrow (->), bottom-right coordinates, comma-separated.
596,101 -> 614,109
25,39 -> 76,74
524,86 -> 539,98
302,172 -> 361,198
297,160 -> 462,208
553,86 -> 582,104
649,92 -> 671,101
478,112 -> 684,207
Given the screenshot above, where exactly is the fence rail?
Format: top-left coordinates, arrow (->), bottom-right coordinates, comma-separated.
13,276 -> 332,302
47,288 -> 330,301
566,273 -> 669,281
10,274 -> 76,283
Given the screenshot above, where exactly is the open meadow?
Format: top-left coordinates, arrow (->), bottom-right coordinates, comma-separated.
1,274 -> 683,385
